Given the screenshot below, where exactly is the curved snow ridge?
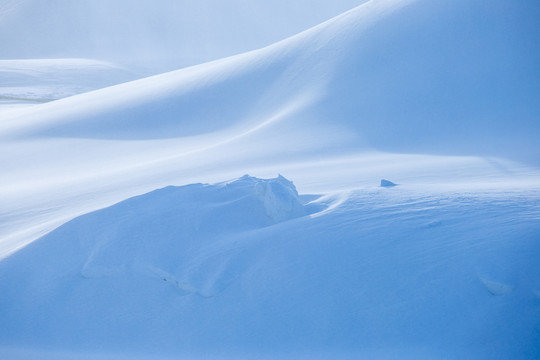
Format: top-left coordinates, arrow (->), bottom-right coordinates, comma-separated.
37,175 -> 308,270
7,175 -> 312,292
2,0 -> 538,161
0,0 -> 414,141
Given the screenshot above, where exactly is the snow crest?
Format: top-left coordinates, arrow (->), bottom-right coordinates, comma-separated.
252,174 -> 306,221
28,175 -> 306,282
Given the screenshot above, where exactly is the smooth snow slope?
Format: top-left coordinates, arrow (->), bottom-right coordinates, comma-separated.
1,176 -> 539,359
1,0 -> 539,358
2,0 -> 538,151
1,0 -> 539,258
0,58 -> 138,111
0,0 -> 367,73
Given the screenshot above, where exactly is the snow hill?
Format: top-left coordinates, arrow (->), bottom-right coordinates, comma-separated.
1,0 -> 540,358
0,59 -> 138,111
1,0 -> 539,258
0,0 -> 367,72
1,175 -> 539,359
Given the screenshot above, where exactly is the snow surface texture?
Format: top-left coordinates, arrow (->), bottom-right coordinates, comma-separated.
1,0 -> 539,259
1,0 -> 540,358
1,175 -> 539,359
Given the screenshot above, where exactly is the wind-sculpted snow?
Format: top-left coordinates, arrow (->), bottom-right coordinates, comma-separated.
1,0 -> 540,358
1,0 -> 539,259
3,175 -> 307,292
0,0 -> 367,72
1,0 -> 538,159
1,176 -> 539,359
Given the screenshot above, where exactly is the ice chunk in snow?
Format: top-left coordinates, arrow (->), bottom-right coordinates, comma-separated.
223,174 -> 306,222
380,179 -> 397,187
254,174 -> 306,222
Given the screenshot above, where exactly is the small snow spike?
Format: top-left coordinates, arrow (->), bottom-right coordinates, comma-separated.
380,179 -> 397,187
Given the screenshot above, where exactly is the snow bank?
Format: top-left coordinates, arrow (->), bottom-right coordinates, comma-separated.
1,177 -> 539,358
6,175 -> 306,281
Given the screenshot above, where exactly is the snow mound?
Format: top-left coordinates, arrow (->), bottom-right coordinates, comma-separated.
17,175 -> 305,281
1,182 -> 539,358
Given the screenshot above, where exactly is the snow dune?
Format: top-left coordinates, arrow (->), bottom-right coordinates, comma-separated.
1,0 -> 540,358
0,0 -> 368,72
1,175 -> 539,359
1,0 -> 539,258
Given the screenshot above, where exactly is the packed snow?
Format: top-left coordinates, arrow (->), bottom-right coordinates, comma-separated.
1,0 -> 539,359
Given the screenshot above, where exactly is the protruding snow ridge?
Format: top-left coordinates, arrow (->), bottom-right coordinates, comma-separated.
12,175 -> 308,291
1,180 -> 539,357
256,174 -> 306,222
380,179 -> 397,187
221,174 -> 306,222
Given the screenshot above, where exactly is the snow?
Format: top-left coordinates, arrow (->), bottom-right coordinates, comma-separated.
1,0 -> 539,358
1,176 -> 539,359
1,0 -> 538,259
0,0 -> 369,73
380,179 -> 397,187
0,59 -> 138,112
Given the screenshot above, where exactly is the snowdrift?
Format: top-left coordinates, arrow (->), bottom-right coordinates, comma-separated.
1,175 -> 539,359
1,0 -> 539,258
1,0 -> 540,357
0,0 -> 366,72
1,0 -> 538,159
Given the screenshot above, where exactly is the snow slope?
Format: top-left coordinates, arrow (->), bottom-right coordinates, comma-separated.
1,175 -> 539,359
0,58 -> 138,111
1,0 -> 540,358
0,0 -> 367,72
1,0 -> 539,258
